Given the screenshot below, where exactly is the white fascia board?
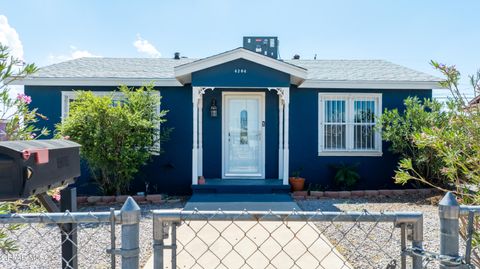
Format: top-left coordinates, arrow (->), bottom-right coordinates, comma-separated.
10,77 -> 182,87
299,79 -> 443,89
174,48 -> 307,85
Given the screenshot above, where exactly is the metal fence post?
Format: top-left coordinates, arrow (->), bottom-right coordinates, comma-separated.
411,214 -> 423,269
153,216 -> 165,269
171,222 -> 177,269
60,187 -> 78,269
439,192 -> 460,269
120,197 -> 141,269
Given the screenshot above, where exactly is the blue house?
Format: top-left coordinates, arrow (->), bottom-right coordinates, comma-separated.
13,40 -> 440,195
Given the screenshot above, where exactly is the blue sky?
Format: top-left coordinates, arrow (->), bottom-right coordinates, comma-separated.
1,0 -> 479,97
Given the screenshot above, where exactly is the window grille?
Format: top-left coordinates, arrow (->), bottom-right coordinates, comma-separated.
318,93 -> 382,156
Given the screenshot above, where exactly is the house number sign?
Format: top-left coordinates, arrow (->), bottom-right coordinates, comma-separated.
234,68 -> 247,74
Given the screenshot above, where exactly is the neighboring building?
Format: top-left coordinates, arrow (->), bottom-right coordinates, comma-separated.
12,40 -> 441,195
468,95 -> 480,108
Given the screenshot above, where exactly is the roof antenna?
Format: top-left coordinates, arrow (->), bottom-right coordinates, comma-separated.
314,54 -> 317,60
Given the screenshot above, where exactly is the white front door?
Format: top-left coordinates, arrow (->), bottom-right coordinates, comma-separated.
223,92 -> 265,179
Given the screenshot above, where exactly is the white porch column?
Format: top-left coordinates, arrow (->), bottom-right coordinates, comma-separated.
198,92 -> 203,177
192,87 -> 199,185
282,87 -> 290,184
278,93 -> 284,181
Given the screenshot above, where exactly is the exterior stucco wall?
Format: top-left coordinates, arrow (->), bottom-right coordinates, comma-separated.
192,58 -> 290,87
25,85 -> 194,195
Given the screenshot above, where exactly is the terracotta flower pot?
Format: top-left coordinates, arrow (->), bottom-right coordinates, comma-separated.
198,176 -> 205,185
289,177 -> 305,192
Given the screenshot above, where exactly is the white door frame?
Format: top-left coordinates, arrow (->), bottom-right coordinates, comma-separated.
222,92 -> 266,179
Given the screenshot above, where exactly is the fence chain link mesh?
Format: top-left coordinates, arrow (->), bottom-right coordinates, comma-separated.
0,211 -> 121,269
153,209 -> 423,269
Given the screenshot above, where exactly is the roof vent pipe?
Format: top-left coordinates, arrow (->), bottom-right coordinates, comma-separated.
293,54 -> 300,60
174,52 -> 180,59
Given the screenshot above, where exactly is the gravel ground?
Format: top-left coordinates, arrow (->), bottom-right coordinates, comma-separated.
297,194 -> 443,268
0,199 -> 186,269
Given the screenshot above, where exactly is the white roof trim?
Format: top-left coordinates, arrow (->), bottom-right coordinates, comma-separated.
299,79 -> 442,89
9,77 -> 182,87
174,48 -> 308,85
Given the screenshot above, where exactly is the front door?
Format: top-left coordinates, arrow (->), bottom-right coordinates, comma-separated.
223,92 -> 265,178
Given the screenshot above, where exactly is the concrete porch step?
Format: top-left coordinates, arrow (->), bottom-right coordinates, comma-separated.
184,193 -> 298,210
192,179 -> 290,194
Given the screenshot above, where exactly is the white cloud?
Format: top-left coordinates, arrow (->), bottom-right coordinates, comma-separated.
133,34 -> 161,58
0,15 -> 24,60
0,15 -> 24,99
47,45 -> 99,64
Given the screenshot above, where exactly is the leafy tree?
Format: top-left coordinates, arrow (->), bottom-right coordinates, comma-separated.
387,61 -> 480,201
56,85 -> 168,195
382,61 -> 480,266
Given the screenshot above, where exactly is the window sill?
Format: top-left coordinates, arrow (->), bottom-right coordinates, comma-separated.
318,151 -> 383,157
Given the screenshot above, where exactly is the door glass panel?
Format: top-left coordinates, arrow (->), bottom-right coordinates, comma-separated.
226,97 -> 261,176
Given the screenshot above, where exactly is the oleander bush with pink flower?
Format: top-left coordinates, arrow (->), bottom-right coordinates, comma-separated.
0,44 -> 49,141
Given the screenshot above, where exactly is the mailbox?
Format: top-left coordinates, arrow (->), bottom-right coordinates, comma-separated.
0,139 -> 80,201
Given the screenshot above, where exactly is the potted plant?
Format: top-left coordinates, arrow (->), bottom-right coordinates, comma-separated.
289,168 -> 305,191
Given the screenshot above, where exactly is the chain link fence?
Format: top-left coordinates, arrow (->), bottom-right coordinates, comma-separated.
152,209 -> 424,269
0,192 -> 479,269
0,211 -> 118,269
0,197 -> 141,269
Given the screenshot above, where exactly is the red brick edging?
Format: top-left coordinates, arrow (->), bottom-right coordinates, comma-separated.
292,188 -> 437,200
76,194 -> 182,205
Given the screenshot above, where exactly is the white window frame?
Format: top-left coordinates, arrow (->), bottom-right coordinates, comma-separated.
61,91 -> 162,154
318,93 -> 382,156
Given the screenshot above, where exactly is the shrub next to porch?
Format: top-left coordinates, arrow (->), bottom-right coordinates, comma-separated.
56,85 -> 167,195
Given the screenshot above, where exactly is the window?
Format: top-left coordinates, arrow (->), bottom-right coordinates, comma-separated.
61,91 -> 161,153
318,93 -> 382,156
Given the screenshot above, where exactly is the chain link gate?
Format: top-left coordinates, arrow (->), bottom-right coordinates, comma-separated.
152,209 -> 424,269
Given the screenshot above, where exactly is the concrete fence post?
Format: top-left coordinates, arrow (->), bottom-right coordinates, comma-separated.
120,197 -> 141,269
439,192 -> 460,269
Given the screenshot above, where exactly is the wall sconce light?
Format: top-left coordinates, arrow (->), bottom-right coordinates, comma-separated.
210,98 -> 218,117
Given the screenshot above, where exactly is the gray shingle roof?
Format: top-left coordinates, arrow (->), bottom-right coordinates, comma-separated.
32,57 -> 196,79
30,57 -> 440,82
286,59 -> 440,82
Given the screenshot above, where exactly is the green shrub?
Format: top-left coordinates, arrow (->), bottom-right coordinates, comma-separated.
56,85 -> 168,195
379,97 -> 450,188
331,163 -> 360,190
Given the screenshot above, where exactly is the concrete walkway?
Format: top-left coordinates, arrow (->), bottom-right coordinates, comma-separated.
143,194 -> 352,269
